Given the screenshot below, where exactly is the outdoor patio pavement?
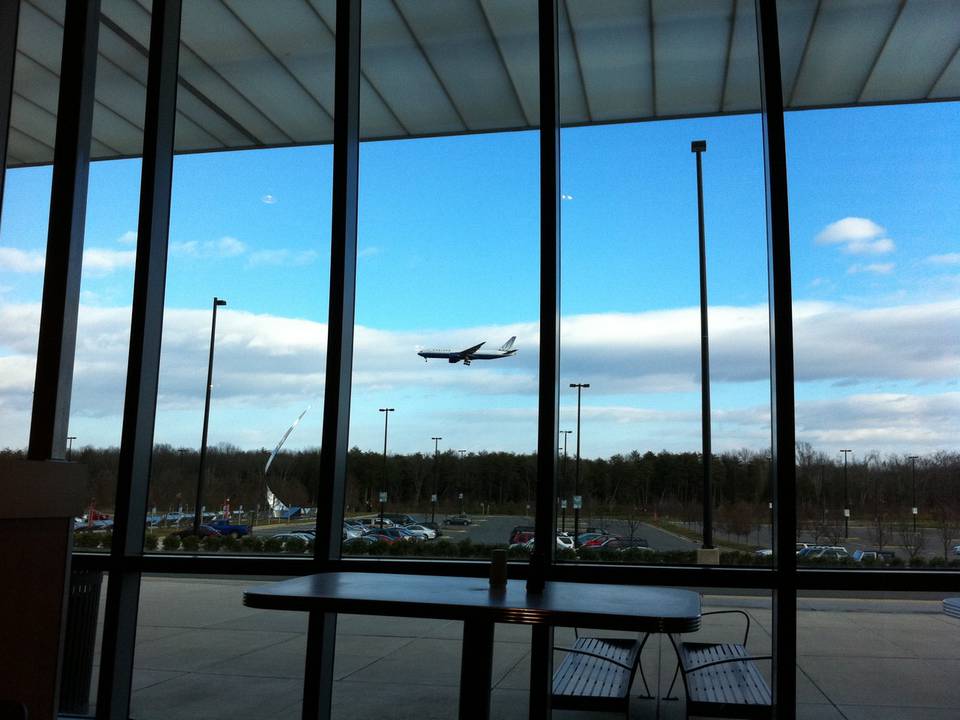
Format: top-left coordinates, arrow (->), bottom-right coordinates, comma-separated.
82,577 -> 960,719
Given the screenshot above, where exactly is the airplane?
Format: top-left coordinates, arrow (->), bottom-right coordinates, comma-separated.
417,336 -> 517,365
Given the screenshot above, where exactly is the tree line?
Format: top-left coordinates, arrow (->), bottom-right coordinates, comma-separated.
3,444 -> 956,531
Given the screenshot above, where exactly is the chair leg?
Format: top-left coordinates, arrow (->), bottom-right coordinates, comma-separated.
663,660 -> 681,701
636,656 -> 654,699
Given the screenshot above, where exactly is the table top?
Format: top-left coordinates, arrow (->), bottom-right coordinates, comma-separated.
243,572 -> 701,633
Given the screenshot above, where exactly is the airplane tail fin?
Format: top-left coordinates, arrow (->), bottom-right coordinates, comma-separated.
499,336 -> 516,352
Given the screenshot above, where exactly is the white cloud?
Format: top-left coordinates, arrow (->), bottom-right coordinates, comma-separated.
358,246 -> 380,259
261,194 -> 277,205
816,217 -> 895,255
246,249 -> 317,267
847,262 -> 894,275
171,236 -> 247,258
925,253 -> 960,265
562,194 -> 574,200
117,230 -> 137,245
83,248 -> 136,276
0,247 -> 45,273
1,299 -> 957,454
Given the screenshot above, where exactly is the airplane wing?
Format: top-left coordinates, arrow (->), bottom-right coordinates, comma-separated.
458,342 -> 485,358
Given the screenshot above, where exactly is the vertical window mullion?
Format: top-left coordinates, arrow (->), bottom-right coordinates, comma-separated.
0,0 -> 19,211
304,0 -> 360,717
529,1 -> 560,718
96,2 -> 183,718
27,0 -> 100,461
755,1 -> 798,717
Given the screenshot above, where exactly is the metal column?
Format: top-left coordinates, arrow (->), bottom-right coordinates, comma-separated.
304,0 -> 361,717
97,2 -> 182,718
530,0 -> 560,716
27,0 -> 100,461
755,2 -> 797,718
0,0 -> 20,211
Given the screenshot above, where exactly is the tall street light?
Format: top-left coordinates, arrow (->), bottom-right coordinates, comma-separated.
431,436 -> 442,523
691,139 -> 714,550
909,455 -> 919,532
560,430 -> 572,533
379,408 -> 394,528
194,297 -> 227,535
570,383 -> 589,545
66,435 -> 76,460
840,449 -> 852,539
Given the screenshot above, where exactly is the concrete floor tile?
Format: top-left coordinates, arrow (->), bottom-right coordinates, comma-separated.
838,706 -> 960,720
209,609 -> 308,633
201,635 -> 307,678
130,672 -> 302,720
131,668 -> 189,691
135,628 -> 300,672
331,679 -> 460,719
801,657 -> 960,708
796,703 -> 846,720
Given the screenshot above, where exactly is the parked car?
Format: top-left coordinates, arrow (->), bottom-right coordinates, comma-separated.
509,525 -> 536,544
343,524 -> 364,541
207,518 -> 251,538
403,524 -> 437,540
269,532 -> 314,545
755,548 -> 773,557
801,546 -> 849,561
443,515 -> 471,526
555,533 -> 574,551
420,521 -> 442,536
576,532 -> 604,546
171,524 -> 223,539
580,536 -> 651,553
851,549 -> 896,563
383,513 -> 417,526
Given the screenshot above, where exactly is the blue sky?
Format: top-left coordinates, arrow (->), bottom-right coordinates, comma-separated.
1,101 -> 957,459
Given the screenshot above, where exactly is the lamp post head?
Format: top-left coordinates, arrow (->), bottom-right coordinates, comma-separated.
569,383 -> 590,389
379,407 -> 395,412
214,297 -> 227,307
691,140 -> 707,153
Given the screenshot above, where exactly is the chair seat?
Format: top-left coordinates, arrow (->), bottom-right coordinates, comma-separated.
943,597 -> 960,619
552,637 -> 642,712
681,642 -> 772,719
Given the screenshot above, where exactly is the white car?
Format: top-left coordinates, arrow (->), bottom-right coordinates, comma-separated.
403,524 -> 437,540
556,534 -> 575,551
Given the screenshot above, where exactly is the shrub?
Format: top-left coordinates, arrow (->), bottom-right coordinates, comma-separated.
221,536 -> 240,553
201,535 -> 222,553
927,556 -> 946,568
888,555 -> 904,567
74,532 -> 101,549
284,537 -> 307,554
162,534 -> 182,551
908,556 -> 926,568
240,535 -> 263,553
263,536 -> 284,553
143,534 -> 159,551
181,535 -> 200,552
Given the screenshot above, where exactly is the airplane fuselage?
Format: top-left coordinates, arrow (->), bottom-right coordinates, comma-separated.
417,337 -> 518,365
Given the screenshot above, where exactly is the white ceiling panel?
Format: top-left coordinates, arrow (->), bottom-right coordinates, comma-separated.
5,0 -> 958,167
654,0 -> 732,117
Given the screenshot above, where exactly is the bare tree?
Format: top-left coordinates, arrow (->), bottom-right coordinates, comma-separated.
896,518 -> 926,561
932,503 -> 959,560
868,509 -> 894,551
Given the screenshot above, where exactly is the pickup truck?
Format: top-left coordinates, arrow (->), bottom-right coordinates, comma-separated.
207,519 -> 252,538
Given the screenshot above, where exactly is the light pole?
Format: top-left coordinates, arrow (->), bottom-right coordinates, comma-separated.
570,383 -> 589,545
457,450 -> 466,514
691,139 -> 714,550
431,436 -> 442,523
840,449 -> 852,539
560,430 -> 571,533
66,435 -> 76,460
194,297 -> 226,535
379,408 -> 394,528
909,455 -> 919,533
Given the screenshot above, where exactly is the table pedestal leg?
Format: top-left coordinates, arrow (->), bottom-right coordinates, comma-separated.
460,619 -> 494,720
528,624 -> 553,720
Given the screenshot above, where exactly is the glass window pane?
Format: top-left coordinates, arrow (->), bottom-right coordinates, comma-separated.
557,0 -> 772,566
779,0 -> 960,568
342,0 -> 540,559
147,0 -> 335,554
